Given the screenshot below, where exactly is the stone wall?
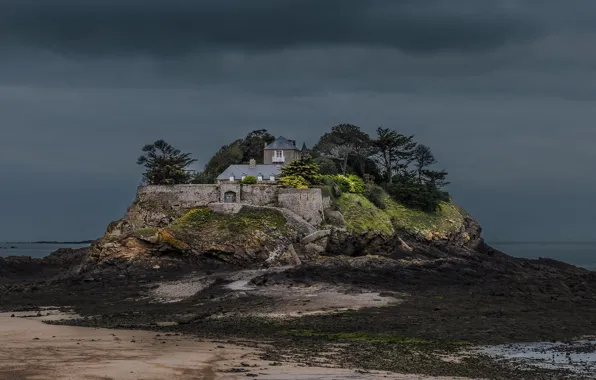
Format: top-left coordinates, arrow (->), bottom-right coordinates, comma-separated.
241,185 -> 279,206
135,184 -> 324,226
136,184 -> 219,209
219,183 -> 242,204
278,188 -> 324,226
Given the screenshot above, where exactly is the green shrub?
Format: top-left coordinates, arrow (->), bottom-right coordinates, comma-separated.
320,185 -> 332,198
332,174 -> 365,194
242,175 -> 257,184
279,175 -> 309,189
386,180 -> 449,213
332,183 -> 343,198
279,158 -> 321,186
333,175 -> 352,193
365,185 -> 387,209
346,174 -> 365,193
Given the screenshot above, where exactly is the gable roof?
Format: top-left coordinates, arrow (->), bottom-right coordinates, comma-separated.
264,136 -> 298,150
216,164 -> 281,180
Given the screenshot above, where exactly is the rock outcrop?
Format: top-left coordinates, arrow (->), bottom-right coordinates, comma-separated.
0,248 -> 88,285
83,186 -> 483,277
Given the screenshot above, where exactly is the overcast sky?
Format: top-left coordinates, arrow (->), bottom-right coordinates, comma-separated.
1,0 -> 594,242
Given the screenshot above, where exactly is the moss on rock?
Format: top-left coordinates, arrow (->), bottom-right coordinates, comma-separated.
336,193 -> 394,236
132,227 -> 159,238
158,230 -> 190,250
336,192 -> 467,240
384,196 -> 465,238
162,207 -> 292,262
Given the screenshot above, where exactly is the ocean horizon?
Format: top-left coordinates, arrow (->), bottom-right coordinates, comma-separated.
1,240 -> 595,269
0,242 -> 91,259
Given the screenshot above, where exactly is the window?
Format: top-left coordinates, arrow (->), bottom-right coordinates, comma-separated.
229,175 -> 235,182
241,176 -> 246,181
270,175 -> 275,181
275,150 -> 283,158
257,175 -> 263,181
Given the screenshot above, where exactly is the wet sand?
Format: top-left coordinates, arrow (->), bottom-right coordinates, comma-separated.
0,311 -> 474,380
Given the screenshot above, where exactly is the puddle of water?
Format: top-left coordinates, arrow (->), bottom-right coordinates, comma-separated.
479,339 -> 596,374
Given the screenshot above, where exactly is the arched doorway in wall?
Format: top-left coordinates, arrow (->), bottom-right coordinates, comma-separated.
224,191 -> 237,203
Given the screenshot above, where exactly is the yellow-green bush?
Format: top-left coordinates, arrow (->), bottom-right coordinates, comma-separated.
335,190 -> 466,239
242,175 -> 257,184
279,175 -> 309,189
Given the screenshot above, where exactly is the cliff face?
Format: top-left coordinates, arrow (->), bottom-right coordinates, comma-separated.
325,192 -> 482,259
89,201 -> 302,273
87,187 -> 483,274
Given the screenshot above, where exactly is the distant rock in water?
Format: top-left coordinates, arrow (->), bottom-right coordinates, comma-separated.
0,247 -> 89,285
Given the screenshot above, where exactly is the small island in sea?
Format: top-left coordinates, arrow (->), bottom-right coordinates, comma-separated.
2,128 -> 596,379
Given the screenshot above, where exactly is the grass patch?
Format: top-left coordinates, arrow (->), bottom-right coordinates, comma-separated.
335,193 -> 394,236
334,191 -> 466,239
384,196 -> 465,238
171,207 -> 287,232
284,329 -> 429,344
164,207 -> 291,252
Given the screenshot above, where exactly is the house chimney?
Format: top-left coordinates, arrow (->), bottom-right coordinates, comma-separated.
249,158 -> 256,168
264,142 -> 267,148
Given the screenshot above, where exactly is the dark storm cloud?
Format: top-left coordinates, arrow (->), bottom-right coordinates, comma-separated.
1,0 -> 595,243
0,0 -> 539,56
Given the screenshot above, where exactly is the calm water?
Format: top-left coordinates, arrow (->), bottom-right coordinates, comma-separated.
490,242 -> 596,270
0,243 -> 90,258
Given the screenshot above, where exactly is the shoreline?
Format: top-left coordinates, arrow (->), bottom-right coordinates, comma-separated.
4,246 -> 596,379
0,310 -> 475,380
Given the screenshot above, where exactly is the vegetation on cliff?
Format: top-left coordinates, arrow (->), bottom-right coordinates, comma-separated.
138,122 -> 449,212
100,205 -> 297,266
278,158 -> 322,189
127,123 -> 472,257
334,191 -> 466,240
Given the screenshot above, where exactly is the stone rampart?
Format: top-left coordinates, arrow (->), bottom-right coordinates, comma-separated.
278,188 -> 324,226
135,184 -> 324,226
136,184 -> 219,209
241,185 -> 279,206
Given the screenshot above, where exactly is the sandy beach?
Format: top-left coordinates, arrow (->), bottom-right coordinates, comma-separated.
0,311 -> 476,380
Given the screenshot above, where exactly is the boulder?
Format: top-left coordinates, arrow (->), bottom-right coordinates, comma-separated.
301,230 -> 331,245
324,209 -> 345,227
304,243 -> 326,257
267,244 -> 301,267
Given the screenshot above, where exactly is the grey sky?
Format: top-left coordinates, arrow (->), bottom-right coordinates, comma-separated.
0,0 -> 594,242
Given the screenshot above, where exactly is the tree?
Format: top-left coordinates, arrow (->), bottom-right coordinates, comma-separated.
371,128 -> 416,183
412,144 -> 437,183
386,173 -> 446,212
279,157 -> 321,187
137,140 -> 196,185
314,124 -> 370,175
202,141 -> 244,183
313,156 -> 339,175
200,130 -> 276,183
241,129 -> 275,163
346,155 -> 382,181
423,169 -> 450,188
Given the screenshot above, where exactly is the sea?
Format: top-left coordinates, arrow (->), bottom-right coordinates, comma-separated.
0,243 -> 90,258
489,242 -> 596,271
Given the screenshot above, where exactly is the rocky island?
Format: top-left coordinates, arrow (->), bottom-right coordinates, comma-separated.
3,128 -> 596,379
